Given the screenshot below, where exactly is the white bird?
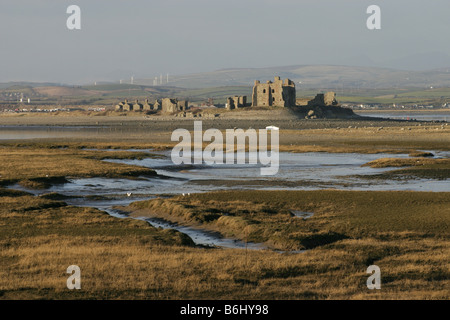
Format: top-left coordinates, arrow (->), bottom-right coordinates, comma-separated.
126,192 -> 132,197
182,193 -> 185,196
188,193 -> 190,196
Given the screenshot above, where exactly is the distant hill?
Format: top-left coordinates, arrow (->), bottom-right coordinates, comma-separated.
2,65 -> 450,106
4,65 -> 450,91
33,86 -> 101,97
0,82 -> 61,89
135,65 -> 450,89
381,52 -> 450,71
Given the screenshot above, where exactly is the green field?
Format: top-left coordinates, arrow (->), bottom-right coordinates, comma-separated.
336,87 -> 450,105
1,82 -> 449,107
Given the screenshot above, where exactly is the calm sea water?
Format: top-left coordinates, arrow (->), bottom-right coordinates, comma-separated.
355,112 -> 450,122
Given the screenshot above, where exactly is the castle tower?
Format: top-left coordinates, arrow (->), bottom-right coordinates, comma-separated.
252,76 -> 296,107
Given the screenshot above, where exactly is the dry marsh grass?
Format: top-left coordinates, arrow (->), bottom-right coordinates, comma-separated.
1,191 -> 448,299
130,190 -> 450,248
363,158 -> 450,168
0,146 -> 160,188
360,157 -> 450,180
0,141 -> 174,151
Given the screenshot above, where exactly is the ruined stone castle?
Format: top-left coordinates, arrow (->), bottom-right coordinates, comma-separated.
115,75 -> 342,115
115,98 -> 186,113
161,98 -> 188,113
226,76 -> 339,109
251,76 -> 296,107
225,96 -> 247,110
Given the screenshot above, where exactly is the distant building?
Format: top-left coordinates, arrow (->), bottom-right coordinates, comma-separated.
153,99 -> 162,111
161,98 -> 188,113
116,98 -> 164,112
133,100 -> 143,111
252,76 -> 296,107
307,92 -> 340,107
225,96 -> 247,110
142,99 -> 153,111
115,99 -> 134,111
296,92 -> 340,107
114,102 -> 123,111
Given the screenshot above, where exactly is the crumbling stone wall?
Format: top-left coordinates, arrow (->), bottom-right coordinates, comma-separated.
154,100 -> 162,111
307,92 -> 339,107
226,96 -> 247,110
133,100 -> 143,112
122,99 -> 133,111
251,76 -> 296,107
142,99 -> 153,111
177,100 -> 188,110
115,98 -> 163,112
324,92 -> 338,106
162,98 -> 188,113
115,102 -> 123,111
115,99 -> 133,111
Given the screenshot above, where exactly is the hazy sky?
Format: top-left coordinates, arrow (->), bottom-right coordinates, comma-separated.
1,0 -> 450,84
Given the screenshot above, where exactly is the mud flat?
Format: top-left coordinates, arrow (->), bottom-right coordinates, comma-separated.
0,109 -> 445,131
1,112 -> 449,157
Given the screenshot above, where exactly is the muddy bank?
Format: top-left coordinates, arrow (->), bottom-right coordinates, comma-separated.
0,113 -> 443,131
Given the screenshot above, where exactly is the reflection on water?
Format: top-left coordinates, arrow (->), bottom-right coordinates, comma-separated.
291,210 -> 314,220
104,151 -> 449,192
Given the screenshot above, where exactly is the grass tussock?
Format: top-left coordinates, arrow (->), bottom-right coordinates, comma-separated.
361,157 -> 450,180
409,152 -> 434,158
363,157 -> 450,168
